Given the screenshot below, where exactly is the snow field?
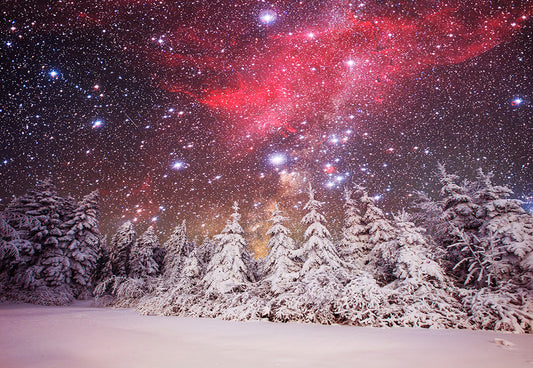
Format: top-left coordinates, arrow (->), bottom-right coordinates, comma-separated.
1,301 -> 532,368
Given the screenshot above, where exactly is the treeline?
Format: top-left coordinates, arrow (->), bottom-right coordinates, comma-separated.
1,165 -> 532,333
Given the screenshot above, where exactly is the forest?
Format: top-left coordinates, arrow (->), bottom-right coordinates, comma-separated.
1,165 -> 532,333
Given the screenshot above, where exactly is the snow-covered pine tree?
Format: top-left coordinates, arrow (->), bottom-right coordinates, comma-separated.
109,221 -> 136,277
473,168 -> 533,287
381,211 -> 466,328
294,184 -> 348,324
338,187 -> 368,266
24,180 -> 71,290
455,169 -> 533,333
336,189 -> 399,327
162,220 -> 193,279
180,246 -> 203,280
261,203 -> 300,294
0,211 -> 24,274
360,189 -> 396,252
437,164 -> 482,278
202,202 -> 256,294
386,212 -> 443,284
59,190 -> 101,298
299,184 -> 344,274
3,186 -> 53,294
129,226 -> 160,279
410,190 -> 445,239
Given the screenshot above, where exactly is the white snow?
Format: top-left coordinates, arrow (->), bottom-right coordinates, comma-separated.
1,301 -> 532,368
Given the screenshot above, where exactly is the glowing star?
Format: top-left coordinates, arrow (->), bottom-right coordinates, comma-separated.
49,70 -> 59,78
510,97 -> 523,106
172,161 -> 186,170
91,120 -> 103,129
269,153 -> 287,166
259,10 -> 277,25
345,59 -> 356,67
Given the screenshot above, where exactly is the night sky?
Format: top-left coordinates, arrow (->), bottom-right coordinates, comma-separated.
1,0 -> 532,254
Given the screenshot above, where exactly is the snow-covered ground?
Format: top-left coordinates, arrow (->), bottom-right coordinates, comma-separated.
1,301 -> 532,368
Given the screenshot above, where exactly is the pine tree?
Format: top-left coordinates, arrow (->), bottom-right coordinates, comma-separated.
299,184 -> 344,274
59,190 -> 101,298
289,185 -> 348,324
202,202 -> 256,293
473,168 -> 533,287
338,187 -> 368,266
360,189 -> 396,250
15,179 -> 70,289
387,211 -> 446,285
129,226 -> 159,279
109,221 -> 136,277
0,212 -> 23,272
261,204 -> 300,294
163,220 -> 192,279
437,164 -> 482,276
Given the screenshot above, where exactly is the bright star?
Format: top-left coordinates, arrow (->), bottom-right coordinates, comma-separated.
269,153 -> 287,166
92,120 -> 103,129
172,161 -> 186,170
49,70 -> 59,78
511,97 -> 523,106
259,10 -> 277,25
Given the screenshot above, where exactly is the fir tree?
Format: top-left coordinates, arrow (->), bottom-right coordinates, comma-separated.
299,184 -> 344,274
203,202 -> 256,293
129,226 -> 159,279
163,220 -> 192,279
0,212 -> 24,273
471,169 -> 533,287
261,204 -> 300,294
18,179 -> 70,289
437,164 -> 482,274
360,189 -> 396,250
109,221 -> 136,277
338,187 -> 368,266
59,190 -> 101,298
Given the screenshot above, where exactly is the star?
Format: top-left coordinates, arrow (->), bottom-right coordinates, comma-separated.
172,161 -> 186,170
269,153 -> 287,166
510,97 -> 523,106
259,10 -> 277,25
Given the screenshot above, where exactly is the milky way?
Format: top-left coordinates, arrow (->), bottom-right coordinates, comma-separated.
1,1 -> 532,253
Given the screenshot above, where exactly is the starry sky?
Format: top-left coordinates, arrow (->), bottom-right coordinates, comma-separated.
1,0 -> 532,253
